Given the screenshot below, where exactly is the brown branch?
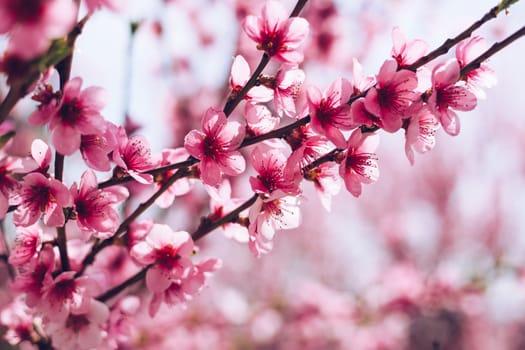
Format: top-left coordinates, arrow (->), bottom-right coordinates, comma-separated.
96,265 -> 150,302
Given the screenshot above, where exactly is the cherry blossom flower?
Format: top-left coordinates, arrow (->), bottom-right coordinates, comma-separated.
84,0 -> 126,13
8,224 -> 42,267
364,60 -> 418,132
113,126 -> 158,184
391,27 -> 429,67
273,65 -> 305,117
303,162 -> 342,212
229,55 -> 273,103
39,271 -> 100,323
44,300 -> 110,350
456,36 -> 497,99
14,172 -> 72,227
71,170 -> 129,239
206,180 -> 249,242
0,153 -> 22,219
250,145 -> 300,196
244,103 -> 279,137
339,129 -> 380,197
0,0 -> 77,59
427,59 -> 477,136
0,298 -> 37,347
352,58 -> 376,95
248,193 -> 300,257
307,78 -> 354,148
242,0 -> 310,63
29,78 -> 108,155
11,246 -> 55,309
184,108 -> 246,187
149,258 -> 221,317
80,121 -> 118,171
130,224 -> 194,293
155,148 -> 196,208
404,108 -> 440,165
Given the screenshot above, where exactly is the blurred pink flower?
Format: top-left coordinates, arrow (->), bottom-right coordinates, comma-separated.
364,60 -> 418,132
14,172 -> 72,227
427,59 -> 477,136
0,0 -> 77,59
85,0 -> 126,13
339,129 -> 379,197
229,55 -> 273,103
131,224 -> 194,293
45,299 -> 110,350
184,108 -> 246,187
242,0 -> 309,63
307,78 -> 354,148
8,224 -> 42,267
71,170 -> 128,239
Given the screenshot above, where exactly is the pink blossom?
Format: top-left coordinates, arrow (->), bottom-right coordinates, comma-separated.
427,59 -> 477,136
244,103 -> 279,137
352,58 -> 376,95
0,154 -> 22,219
44,299 -> 110,350
113,126 -> 158,184
29,78 -> 108,155
404,109 -> 440,165
250,145 -> 300,196
130,224 -> 194,293
8,224 -> 42,267
273,65 -> 305,117
229,55 -> 273,103
71,170 -> 128,239
84,0 -> 126,13
339,129 -> 380,197
242,0 -> 310,64
284,124 -> 331,180
184,108 -> 246,187
391,27 -> 429,67
304,162 -> 342,212
14,172 -> 72,227
456,36 -> 497,99
39,271 -> 99,323
307,78 -> 354,148
0,0 -> 77,59
0,298 -> 36,347
206,180 -> 249,242
248,194 -> 300,257
80,121 -> 118,171
155,148 -> 196,208
149,258 -> 221,317
364,60 -> 418,132
11,246 -> 55,308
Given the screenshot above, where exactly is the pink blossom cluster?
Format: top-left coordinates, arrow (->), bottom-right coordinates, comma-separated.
0,0 -> 519,348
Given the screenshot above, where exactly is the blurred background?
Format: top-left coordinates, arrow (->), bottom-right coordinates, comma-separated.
2,0 -> 525,349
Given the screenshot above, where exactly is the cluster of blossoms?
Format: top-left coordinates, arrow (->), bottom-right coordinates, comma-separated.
0,0 -> 520,349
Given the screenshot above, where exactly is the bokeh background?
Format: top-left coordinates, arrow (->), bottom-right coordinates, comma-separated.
2,0 -> 525,349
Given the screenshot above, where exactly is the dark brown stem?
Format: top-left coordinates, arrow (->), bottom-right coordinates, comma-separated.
241,116 -> 311,148
96,266 -> 150,302
55,226 -> 70,271
290,0 -> 309,17
192,193 -> 259,241
223,54 -> 270,116
404,0 -> 520,71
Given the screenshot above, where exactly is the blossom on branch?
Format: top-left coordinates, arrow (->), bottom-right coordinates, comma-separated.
184,108 -> 246,187
242,0 -> 310,64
